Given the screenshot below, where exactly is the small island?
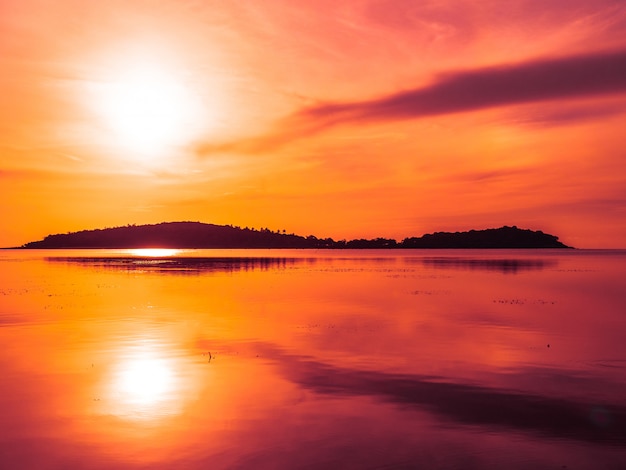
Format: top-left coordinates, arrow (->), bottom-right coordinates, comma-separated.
18,222 -> 572,249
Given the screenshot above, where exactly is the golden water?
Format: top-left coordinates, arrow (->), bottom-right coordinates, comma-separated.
1,249 -> 625,468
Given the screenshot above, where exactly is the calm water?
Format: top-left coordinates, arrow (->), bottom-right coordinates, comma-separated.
1,249 -> 625,469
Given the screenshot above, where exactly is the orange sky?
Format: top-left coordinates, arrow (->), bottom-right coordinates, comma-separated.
1,0 -> 626,248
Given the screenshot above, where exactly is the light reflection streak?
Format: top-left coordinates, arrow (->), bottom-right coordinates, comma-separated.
115,354 -> 173,406
106,342 -> 183,420
127,248 -> 181,257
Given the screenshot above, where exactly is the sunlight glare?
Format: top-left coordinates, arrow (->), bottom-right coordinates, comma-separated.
94,62 -> 201,157
128,248 -> 180,257
115,354 -> 174,407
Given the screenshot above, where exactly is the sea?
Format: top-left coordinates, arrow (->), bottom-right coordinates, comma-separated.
1,248 -> 625,469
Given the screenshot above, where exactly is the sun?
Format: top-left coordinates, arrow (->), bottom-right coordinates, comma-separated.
94,62 -> 201,157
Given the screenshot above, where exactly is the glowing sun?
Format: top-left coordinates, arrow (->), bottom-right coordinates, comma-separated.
95,62 -> 200,156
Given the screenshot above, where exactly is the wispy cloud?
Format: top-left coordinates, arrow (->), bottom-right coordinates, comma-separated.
503,100 -> 626,128
298,49 -> 626,123
57,152 -> 83,162
198,49 -> 626,155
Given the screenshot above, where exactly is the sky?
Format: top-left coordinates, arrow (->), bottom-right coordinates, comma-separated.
1,0 -> 626,248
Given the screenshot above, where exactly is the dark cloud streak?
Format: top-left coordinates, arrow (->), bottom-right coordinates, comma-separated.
301,49 -> 626,124
197,49 -> 626,155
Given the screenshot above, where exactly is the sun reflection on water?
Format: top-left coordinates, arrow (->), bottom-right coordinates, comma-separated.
127,248 -> 181,257
116,354 -> 173,406
107,344 -> 183,420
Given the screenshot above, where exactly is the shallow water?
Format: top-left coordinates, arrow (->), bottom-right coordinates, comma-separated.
1,248 -> 625,469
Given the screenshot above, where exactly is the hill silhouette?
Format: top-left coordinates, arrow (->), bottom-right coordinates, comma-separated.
19,222 -> 572,249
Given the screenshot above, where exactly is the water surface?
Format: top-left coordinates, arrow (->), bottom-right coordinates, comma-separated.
1,249 -> 625,468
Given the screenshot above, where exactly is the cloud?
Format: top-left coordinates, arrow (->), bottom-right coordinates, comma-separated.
299,49 -> 626,124
504,101 -> 626,128
197,49 -> 626,155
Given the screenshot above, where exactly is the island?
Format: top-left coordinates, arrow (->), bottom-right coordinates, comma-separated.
18,222 -> 572,249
